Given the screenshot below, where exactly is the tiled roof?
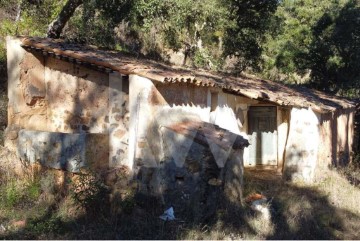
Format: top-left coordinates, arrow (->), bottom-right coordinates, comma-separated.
19,36 -> 356,113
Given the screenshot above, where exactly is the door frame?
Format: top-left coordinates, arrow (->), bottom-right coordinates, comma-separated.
247,105 -> 278,168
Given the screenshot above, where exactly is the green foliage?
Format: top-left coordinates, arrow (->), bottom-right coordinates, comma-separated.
65,0 -> 133,48
64,0 -> 275,70
40,172 -> 57,195
27,180 -> 41,200
71,173 -> 109,215
128,0 -> 229,68
129,0 -> 278,70
26,215 -> 65,235
2,181 -> 22,207
120,195 -> 135,214
0,0 -> 67,79
262,0 -> 334,82
223,0 -> 279,72
0,178 -> 41,208
1,0 -> 358,96
260,0 -> 360,97
1,0 -> 275,71
0,0 -> 17,8
307,0 -> 360,96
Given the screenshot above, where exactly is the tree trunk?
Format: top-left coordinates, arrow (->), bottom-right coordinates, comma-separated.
47,0 -> 83,38
15,1 -> 22,22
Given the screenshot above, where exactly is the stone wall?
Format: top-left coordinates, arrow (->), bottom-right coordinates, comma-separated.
137,126 -> 246,219
45,57 -> 110,133
6,37 -> 48,144
5,37 -> 130,171
129,75 -> 247,209
6,40 -> 247,214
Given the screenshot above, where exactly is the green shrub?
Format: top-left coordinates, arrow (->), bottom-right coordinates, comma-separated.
0,178 -> 41,208
2,181 -> 22,207
71,173 -> 109,215
27,180 -> 41,201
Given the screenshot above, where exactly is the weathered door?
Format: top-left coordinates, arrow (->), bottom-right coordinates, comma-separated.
248,106 -> 277,166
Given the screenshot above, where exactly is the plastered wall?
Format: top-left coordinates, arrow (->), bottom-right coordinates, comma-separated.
6,37 -> 130,170
130,75 -> 245,205
318,108 -> 354,171
6,37 -> 48,136
7,37 -> 355,182
283,107 -> 354,182
156,83 -> 292,169
283,107 -> 320,182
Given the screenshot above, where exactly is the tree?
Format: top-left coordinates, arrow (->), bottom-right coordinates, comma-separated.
122,0 -> 278,70
223,0 -> 278,72
128,0 -> 229,68
47,0 -> 83,38
260,0 -> 341,83
260,0 -> 360,97
307,0 -> 360,96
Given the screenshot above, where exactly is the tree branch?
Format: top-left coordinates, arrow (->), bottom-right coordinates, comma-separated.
47,0 -> 83,38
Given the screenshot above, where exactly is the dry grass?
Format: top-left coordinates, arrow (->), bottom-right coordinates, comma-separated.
241,168 -> 360,240
0,155 -> 360,239
164,167 -> 360,240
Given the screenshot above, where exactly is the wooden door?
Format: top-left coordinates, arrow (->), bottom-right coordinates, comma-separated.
248,106 -> 277,166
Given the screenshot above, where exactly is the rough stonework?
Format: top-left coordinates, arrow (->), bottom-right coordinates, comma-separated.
4,35 -> 357,195
136,121 -> 248,219
6,37 -> 130,172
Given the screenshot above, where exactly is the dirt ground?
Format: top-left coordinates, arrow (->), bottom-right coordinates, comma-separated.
0,164 -> 359,240
241,168 -> 360,239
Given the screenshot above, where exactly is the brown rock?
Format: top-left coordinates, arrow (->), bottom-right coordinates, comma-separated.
137,141 -> 146,148
11,220 -> 26,229
7,131 -> 18,140
114,129 -> 126,138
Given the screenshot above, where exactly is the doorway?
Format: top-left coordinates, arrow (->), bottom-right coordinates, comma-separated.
248,106 -> 277,166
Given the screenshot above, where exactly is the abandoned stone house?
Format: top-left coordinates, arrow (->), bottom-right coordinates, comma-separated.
4,36 -> 356,191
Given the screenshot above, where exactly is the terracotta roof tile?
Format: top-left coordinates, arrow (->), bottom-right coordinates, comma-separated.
19,36 -> 356,113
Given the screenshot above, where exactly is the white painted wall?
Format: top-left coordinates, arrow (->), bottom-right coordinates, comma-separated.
6,36 -> 26,114
128,74 -> 155,169
284,107 -> 320,182
210,92 -> 241,135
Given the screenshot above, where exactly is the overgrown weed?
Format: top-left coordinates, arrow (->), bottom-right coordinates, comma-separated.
1,156 -> 360,239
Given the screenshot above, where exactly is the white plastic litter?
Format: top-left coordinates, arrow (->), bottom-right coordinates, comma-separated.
159,207 -> 175,221
250,198 -> 271,220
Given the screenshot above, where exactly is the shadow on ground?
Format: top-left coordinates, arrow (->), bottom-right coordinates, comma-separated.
1,167 -> 359,240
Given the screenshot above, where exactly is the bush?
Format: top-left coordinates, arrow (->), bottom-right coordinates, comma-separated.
71,173 -> 110,216
0,178 -> 41,208
2,181 -> 22,207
